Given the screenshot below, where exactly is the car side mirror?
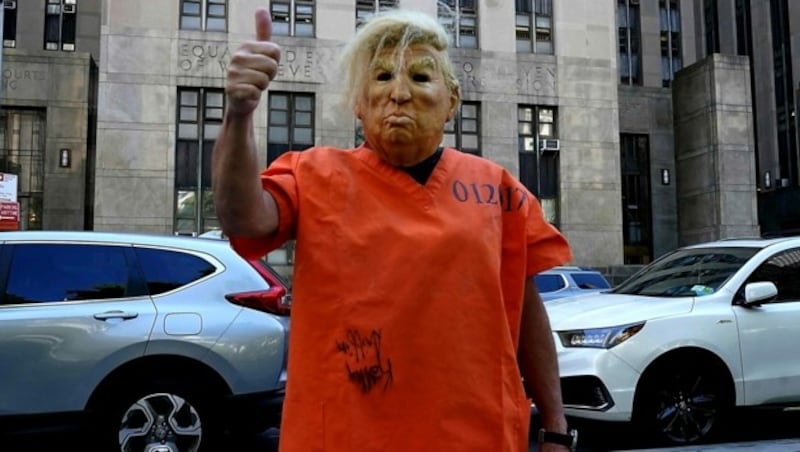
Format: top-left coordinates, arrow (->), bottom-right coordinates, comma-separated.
742,281 -> 778,306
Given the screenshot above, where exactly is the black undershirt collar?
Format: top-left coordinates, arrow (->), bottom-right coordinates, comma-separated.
402,147 -> 443,185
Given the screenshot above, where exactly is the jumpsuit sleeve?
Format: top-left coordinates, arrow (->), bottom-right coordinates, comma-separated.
228,151 -> 301,260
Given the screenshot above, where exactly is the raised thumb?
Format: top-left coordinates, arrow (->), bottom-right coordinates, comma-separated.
255,7 -> 272,41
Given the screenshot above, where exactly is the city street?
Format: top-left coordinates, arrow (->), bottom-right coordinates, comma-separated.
9,409 -> 800,451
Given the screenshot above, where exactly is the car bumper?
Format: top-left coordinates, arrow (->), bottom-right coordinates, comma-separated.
225,385 -> 285,432
557,341 -> 641,422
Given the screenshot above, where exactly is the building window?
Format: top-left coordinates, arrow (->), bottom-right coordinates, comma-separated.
0,110 -> 45,230
704,0 -> 720,55
175,88 -> 224,236
271,0 -> 314,37
659,0 -> 682,87
515,0 -> 553,54
438,0 -> 478,49
617,0 -> 642,85
771,0 -> 797,188
443,101 -> 480,156
268,92 -> 315,164
3,0 -> 17,48
620,134 -> 652,264
180,0 -> 226,31
44,0 -> 77,51
735,0 -> 752,56
518,105 -> 559,226
356,0 -> 397,27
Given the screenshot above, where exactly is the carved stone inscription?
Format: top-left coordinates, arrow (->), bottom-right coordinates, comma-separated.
276,49 -> 315,81
177,41 -> 318,83
178,41 -> 231,74
451,58 -> 556,96
516,64 -> 556,95
2,68 -> 47,91
456,61 -> 486,91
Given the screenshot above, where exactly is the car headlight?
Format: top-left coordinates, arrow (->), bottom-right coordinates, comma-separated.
557,322 -> 646,349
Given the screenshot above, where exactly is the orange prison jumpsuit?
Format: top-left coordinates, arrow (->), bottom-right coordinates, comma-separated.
230,144 -> 572,452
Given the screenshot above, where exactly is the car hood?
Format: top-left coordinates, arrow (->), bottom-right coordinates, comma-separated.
545,293 -> 694,330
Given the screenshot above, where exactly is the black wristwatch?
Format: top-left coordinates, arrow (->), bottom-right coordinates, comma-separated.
538,428 -> 578,451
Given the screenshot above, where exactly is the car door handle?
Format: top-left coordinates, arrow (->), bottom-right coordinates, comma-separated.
93,310 -> 139,321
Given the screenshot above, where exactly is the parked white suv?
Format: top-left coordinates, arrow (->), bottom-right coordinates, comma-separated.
546,236 -> 800,446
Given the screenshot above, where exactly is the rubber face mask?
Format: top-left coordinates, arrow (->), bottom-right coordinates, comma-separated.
355,44 -> 457,167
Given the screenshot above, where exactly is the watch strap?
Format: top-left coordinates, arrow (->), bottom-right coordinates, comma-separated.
538,428 -> 578,451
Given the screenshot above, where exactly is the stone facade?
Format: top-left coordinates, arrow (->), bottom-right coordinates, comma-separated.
0,0 -> 101,230
91,0 -> 624,266
3,0 -> 797,271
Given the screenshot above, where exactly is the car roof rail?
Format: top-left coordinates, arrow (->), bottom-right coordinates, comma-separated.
552,265 -> 600,272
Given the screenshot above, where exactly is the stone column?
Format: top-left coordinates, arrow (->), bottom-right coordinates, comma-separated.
672,54 -> 759,244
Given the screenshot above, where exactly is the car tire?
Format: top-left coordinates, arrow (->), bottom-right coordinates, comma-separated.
91,378 -> 224,452
634,361 -> 731,446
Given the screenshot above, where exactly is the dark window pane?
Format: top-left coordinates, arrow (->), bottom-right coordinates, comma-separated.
4,8 -> 17,45
134,247 -> 215,296
6,244 -> 129,303
175,141 -> 199,189
44,15 -> 60,44
268,142 -> 291,164
202,141 -> 213,188
534,274 -> 565,293
61,13 -> 76,50
516,0 -> 532,13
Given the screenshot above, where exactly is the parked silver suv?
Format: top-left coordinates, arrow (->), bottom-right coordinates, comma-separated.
0,231 -> 290,452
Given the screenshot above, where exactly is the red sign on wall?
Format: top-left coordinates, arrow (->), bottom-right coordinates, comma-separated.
0,201 -> 20,230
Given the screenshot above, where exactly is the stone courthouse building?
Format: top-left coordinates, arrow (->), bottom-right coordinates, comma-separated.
0,0 -> 798,269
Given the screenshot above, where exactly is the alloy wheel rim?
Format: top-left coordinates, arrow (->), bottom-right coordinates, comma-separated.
119,392 -> 202,452
654,373 -> 719,443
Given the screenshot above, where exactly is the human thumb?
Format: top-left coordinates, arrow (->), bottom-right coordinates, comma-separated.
255,7 -> 272,41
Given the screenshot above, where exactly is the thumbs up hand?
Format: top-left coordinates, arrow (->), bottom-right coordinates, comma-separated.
225,7 -> 282,116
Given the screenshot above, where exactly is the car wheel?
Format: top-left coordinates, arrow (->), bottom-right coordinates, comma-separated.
93,380 -> 223,452
635,363 -> 729,445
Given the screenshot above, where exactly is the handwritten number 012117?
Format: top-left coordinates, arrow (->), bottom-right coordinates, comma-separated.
451,180 -> 528,211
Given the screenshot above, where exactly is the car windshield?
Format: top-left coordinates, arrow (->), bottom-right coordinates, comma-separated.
611,246 -> 759,297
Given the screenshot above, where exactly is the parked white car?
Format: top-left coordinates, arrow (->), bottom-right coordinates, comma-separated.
546,236 -> 800,446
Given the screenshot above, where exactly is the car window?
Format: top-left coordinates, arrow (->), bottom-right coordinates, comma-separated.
572,273 -> 611,290
744,248 -> 800,303
134,247 -> 216,295
612,246 -> 758,297
5,244 -> 130,304
535,274 -> 566,293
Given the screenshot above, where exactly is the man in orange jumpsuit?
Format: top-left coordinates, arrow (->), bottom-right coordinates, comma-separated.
213,7 -> 575,452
